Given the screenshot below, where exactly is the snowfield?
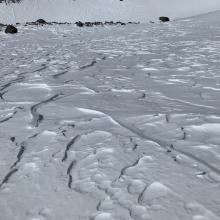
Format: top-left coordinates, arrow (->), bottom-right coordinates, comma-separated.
1,10 -> 220,220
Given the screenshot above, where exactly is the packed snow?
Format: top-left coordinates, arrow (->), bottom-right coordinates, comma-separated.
1,6 -> 220,220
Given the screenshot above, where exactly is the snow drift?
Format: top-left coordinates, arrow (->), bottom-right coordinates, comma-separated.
1,0 -> 220,23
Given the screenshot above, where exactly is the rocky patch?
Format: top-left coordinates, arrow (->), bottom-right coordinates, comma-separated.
25,19 -> 71,26
75,21 -> 140,27
5,25 -> 18,34
159,16 -> 170,22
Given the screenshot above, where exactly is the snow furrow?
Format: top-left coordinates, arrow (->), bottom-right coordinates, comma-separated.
67,160 -> 76,189
113,117 -> 220,175
62,135 -> 81,162
10,142 -> 26,169
0,168 -> 18,188
30,93 -> 62,127
79,60 -> 97,70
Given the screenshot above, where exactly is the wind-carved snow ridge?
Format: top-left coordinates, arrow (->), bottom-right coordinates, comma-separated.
1,11 -> 220,220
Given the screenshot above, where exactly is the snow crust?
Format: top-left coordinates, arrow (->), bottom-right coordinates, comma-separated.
1,9 -> 220,220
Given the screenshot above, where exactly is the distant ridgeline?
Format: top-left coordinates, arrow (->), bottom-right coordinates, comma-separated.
0,0 -> 22,3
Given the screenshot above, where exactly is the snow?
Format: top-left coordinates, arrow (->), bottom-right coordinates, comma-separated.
139,182 -> 171,205
1,8 -> 220,220
77,107 -> 105,116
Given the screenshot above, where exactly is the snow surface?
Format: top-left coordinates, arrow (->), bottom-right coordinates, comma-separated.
1,0 -> 220,23
1,9 -> 220,220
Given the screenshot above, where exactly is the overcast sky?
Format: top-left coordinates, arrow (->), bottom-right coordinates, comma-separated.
1,0 -> 220,23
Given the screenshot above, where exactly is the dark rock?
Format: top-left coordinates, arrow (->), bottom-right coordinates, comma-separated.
94,21 -> 103,26
5,25 -> 18,34
159,16 -> 170,22
52,22 -> 71,25
74,21 -> 140,28
75,21 -> 84,27
127,22 -> 139,24
36,19 -> 47,24
104,21 -> 114,25
25,22 -> 34,25
10,137 -> 15,142
84,22 -> 93,27
25,20 -> 71,26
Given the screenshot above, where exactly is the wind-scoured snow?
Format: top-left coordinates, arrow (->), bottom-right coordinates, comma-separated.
0,10 -> 220,220
1,0 -> 220,23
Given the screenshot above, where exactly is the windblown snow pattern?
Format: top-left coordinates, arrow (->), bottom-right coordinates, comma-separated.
1,3 -> 220,220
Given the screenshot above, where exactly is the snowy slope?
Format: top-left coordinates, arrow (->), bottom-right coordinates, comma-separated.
1,10 -> 220,220
1,0 -> 220,23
